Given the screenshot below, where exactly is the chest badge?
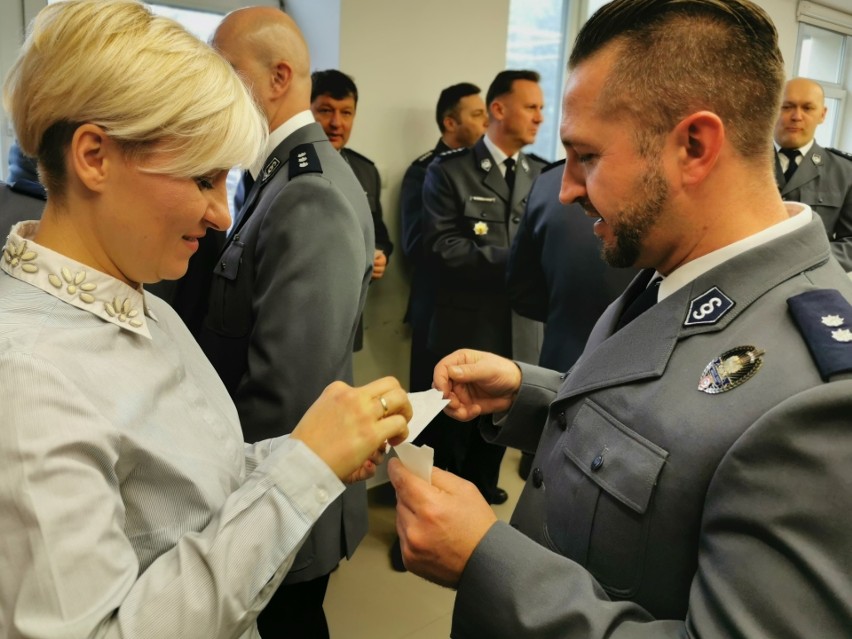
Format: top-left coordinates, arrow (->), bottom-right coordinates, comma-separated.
473,221 -> 489,236
698,345 -> 764,394
685,286 -> 734,326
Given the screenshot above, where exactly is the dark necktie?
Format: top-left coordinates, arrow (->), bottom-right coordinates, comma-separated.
616,277 -> 661,331
780,148 -> 801,183
504,157 -> 516,192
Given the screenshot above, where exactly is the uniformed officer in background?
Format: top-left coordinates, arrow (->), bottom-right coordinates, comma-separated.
422,69 -> 548,506
774,76 -> 852,270
390,1 -> 852,637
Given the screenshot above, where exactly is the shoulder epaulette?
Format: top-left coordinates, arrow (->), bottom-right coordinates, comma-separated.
525,152 -> 550,166
413,149 -> 436,166
540,158 -> 566,175
787,289 -> 852,381
435,147 -> 469,162
288,143 -> 323,180
827,147 -> 852,162
343,147 -> 375,166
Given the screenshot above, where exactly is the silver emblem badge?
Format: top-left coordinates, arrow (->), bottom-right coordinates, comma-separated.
697,346 -> 764,394
813,153 -> 822,165
521,158 -> 529,172
480,158 -> 492,171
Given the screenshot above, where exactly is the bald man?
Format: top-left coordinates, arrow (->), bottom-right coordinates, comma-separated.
774,77 -> 852,270
198,8 -> 375,638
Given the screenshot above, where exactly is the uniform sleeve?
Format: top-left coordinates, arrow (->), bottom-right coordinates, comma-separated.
233,174 -> 369,440
454,381 -> 852,638
400,163 -> 427,260
0,352 -> 344,639
422,161 -> 508,283
506,194 -> 549,322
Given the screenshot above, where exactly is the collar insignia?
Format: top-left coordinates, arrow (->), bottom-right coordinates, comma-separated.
698,346 -> 764,394
684,286 -> 735,326
480,158 -> 492,171
521,157 -> 529,172
812,153 -> 822,165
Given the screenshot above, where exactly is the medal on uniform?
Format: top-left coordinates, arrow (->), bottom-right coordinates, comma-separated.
697,345 -> 763,394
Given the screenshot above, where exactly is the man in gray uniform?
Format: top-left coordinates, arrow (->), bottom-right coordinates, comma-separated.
390,1 -> 852,637
423,70 -> 548,505
310,69 -> 393,351
200,9 -> 374,638
774,76 -> 852,270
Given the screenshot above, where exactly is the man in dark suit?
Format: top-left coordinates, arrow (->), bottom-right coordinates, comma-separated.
774,77 -> 852,270
401,82 -> 488,393
422,69 -> 548,505
1,143 -> 46,233
201,9 -> 374,638
310,69 -> 393,351
507,159 -> 637,479
391,1 -> 852,637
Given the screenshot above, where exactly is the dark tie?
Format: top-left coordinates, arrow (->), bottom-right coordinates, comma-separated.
616,277 -> 661,331
780,148 -> 801,183
504,158 -> 516,192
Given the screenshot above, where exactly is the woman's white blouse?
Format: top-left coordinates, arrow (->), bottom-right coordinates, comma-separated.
0,222 -> 343,639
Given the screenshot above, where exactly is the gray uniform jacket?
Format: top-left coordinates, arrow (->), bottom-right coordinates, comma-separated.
775,142 -> 852,270
198,122 -> 374,583
423,137 -> 546,362
453,214 -> 852,638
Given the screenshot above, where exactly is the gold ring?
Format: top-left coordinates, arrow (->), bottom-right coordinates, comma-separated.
379,396 -> 389,417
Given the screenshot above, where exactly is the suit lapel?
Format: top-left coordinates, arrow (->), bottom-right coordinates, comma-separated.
783,144 -> 822,195
511,153 -> 534,213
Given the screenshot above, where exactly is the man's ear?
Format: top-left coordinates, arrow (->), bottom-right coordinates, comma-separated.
269,60 -> 293,97
69,123 -> 112,193
673,111 -> 724,187
489,99 -> 504,122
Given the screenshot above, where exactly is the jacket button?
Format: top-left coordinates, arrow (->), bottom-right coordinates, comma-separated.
220,261 -> 227,270
557,411 -> 567,429
512,216 -> 520,223
591,454 -> 604,472
532,467 -> 543,488
481,212 -> 487,218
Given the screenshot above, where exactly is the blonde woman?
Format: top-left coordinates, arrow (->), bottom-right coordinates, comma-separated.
0,2 -> 409,638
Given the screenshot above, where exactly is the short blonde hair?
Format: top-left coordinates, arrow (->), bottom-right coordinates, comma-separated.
3,0 -> 266,196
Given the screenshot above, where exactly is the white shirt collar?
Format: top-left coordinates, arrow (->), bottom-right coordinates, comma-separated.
249,110 -> 316,179
657,203 -> 813,302
1,221 -> 157,338
775,138 -> 815,158
482,134 -> 520,176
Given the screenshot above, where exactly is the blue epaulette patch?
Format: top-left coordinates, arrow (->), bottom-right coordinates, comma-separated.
289,144 -> 323,179
787,289 -> 852,381
415,150 -> 435,164
436,147 -> 469,162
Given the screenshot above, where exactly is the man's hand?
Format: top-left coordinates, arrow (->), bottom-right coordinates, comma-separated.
292,377 -> 411,480
372,250 -> 387,280
389,459 -> 497,588
433,349 -> 522,421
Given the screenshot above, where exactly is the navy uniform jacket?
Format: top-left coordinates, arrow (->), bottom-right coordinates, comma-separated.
400,140 -> 450,341
423,137 -> 547,362
507,160 -> 636,371
452,213 -> 852,637
775,142 -> 852,270
198,122 -> 374,583
340,147 -> 392,351
0,180 -> 46,236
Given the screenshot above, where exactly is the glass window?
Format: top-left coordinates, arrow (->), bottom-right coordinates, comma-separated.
797,23 -> 846,84
506,0 -> 570,161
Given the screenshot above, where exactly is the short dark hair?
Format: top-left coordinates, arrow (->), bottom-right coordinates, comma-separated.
435,82 -> 481,132
569,0 -> 784,161
485,69 -> 540,108
311,69 -> 358,104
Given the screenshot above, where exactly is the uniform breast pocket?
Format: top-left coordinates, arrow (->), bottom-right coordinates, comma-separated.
463,199 -> 507,246
206,240 -> 253,338
544,399 -> 668,598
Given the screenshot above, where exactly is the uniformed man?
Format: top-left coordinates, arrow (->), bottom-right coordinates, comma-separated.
200,9 -> 376,639
422,69 -> 548,506
774,77 -> 852,270
390,1 -> 852,637
310,69 -> 393,351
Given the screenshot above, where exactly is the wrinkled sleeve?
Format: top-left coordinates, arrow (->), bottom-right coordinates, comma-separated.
0,351 -> 343,639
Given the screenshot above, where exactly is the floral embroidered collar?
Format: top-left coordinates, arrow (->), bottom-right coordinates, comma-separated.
1,221 -> 157,339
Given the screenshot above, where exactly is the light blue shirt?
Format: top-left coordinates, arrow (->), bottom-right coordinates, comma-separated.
0,222 -> 343,639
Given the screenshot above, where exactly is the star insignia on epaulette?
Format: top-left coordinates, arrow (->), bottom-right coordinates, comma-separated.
832,328 -> 852,342
821,314 -> 844,327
